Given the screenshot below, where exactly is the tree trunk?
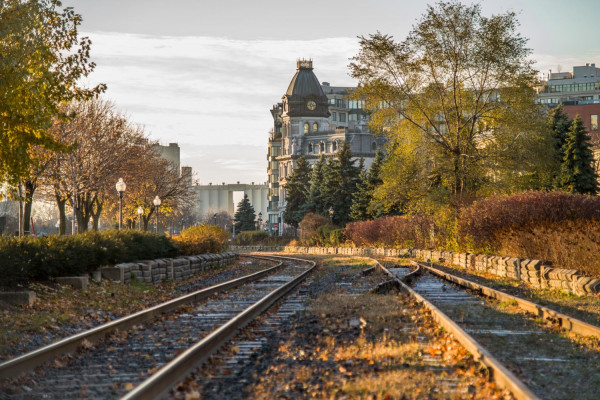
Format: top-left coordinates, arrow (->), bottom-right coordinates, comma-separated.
91,197 -> 103,231
22,179 -> 36,236
55,189 -> 67,236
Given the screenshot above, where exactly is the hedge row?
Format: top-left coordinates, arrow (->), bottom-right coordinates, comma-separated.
1,230 -> 178,287
344,191 -> 600,276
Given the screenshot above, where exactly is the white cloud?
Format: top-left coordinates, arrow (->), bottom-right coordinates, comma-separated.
83,31 -> 598,184
83,32 -> 359,183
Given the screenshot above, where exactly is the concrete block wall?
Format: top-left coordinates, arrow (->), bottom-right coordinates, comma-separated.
409,248 -> 600,296
284,245 -> 600,296
101,251 -> 238,285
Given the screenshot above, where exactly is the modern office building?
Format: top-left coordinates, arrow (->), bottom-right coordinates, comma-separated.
537,63 -> 600,139
266,59 -> 384,234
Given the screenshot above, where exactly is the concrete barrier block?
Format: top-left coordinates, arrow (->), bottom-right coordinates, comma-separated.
55,276 -> 89,290
522,259 -> 542,271
547,268 -> 579,281
0,291 -> 36,306
101,267 -> 125,282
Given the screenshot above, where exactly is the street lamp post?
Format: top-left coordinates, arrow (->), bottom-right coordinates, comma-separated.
257,212 -> 263,231
232,220 -> 237,238
115,178 -> 126,230
328,207 -> 334,225
137,206 -> 144,230
213,213 -> 217,225
153,196 -> 161,234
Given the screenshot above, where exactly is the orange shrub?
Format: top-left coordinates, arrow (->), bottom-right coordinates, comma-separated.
459,191 -> 600,251
172,224 -> 229,255
345,215 -> 435,249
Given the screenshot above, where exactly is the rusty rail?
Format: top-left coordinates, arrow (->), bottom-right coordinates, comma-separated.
374,259 -> 540,400
0,256 -> 283,379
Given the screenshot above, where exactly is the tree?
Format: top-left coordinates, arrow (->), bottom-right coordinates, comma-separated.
234,194 -> 256,231
548,104 -> 572,186
283,156 -> 312,227
321,141 -> 360,225
305,155 -> 327,215
0,0 -> 105,184
559,115 -> 598,194
350,1 -> 542,204
350,149 -> 385,220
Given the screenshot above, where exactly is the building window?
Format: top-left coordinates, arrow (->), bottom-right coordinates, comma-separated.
592,115 -> 598,131
371,142 -> 377,151
313,122 -> 318,131
304,122 -> 309,134
332,141 -> 337,151
332,112 -> 337,121
320,142 -> 325,153
308,143 -> 313,153
339,113 -> 346,122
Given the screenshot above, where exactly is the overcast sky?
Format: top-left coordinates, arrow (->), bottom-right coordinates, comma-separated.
64,0 -> 600,184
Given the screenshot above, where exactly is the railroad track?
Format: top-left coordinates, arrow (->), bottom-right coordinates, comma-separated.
376,258 -> 600,400
1,255 -> 315,399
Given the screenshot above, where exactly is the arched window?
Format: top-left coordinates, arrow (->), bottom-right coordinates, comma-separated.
304,122 -> 309,134
320,142 -> 325,153
371,142 -> 377,151
308,143 -> 313,153
312,122 -> 318,131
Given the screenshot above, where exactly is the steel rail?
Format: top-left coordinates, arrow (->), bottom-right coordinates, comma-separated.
418,262 -> 600,338
373,259 -> 541,400
0,257 -> 283,379
122,256 -> 316,400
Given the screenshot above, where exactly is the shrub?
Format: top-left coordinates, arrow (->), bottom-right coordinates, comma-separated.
299,213 -> 329,246
494,219 -> 600,277
315,225 -> 345,247
0,230 -> 178,288
459,191 -> 600,252
345,215 -> 435,249
232,230 -> 269,245
172,224 -> 229,256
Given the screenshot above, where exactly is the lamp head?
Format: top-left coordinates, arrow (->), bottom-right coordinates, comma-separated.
153,196 -> 161,206
115,178 -> 126,193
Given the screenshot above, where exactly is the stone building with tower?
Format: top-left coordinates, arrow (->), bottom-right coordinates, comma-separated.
266,59 -> 384,234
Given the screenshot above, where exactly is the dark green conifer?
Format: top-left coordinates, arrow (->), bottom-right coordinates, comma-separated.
305,155 -> 327,214
233,194 -> 256,231
322,141 -> 360,225
559,115 -> 598,194
283,156 -> 312,227
350,149 -> 385,220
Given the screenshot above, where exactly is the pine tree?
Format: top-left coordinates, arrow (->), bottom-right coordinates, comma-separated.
548,105 -> 572,186
560,115 -> 598,194
350,149 -> 385,220
283,156 -> 312,227
234,194 -> 256,231
349,169 -> 371,221
305,155 -> 327,215
322,141 -> 361,225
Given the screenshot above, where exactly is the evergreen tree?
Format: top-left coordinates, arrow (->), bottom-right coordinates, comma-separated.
548,105 -> 572,186
305,155 -> 327,214
283,156 -> 312,227
322,141 -> 361,225
233,194 -> 256,231
350,149 -> 385,220
559,115 -> 598,194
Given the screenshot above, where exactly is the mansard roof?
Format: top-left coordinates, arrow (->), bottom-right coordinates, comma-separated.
285,60 -> 326,98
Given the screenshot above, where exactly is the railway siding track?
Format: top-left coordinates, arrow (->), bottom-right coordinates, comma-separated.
376,258 -> 600,400
1,255 -> 315,399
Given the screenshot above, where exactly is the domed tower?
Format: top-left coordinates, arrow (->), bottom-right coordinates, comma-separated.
280,60 -> 331,156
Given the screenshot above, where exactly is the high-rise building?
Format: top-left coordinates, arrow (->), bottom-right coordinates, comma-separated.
266,60 -> 384,234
